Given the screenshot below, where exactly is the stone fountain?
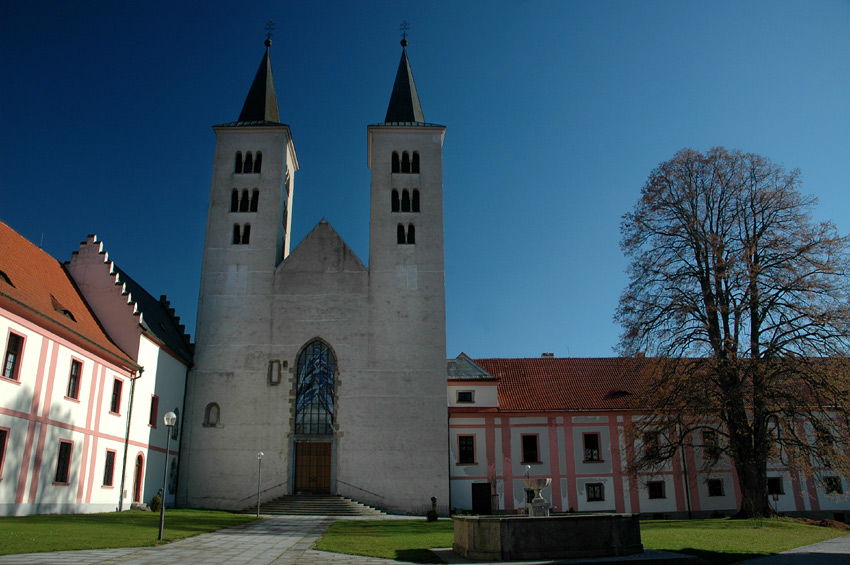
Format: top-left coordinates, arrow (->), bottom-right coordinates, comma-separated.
523,477 -> 552,517
453,474 -> 643,561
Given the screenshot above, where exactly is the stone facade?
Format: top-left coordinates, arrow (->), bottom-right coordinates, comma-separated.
178,42 -> 449,514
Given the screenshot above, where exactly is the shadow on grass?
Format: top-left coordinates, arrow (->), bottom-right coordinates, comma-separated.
676,548 -> 769,565
395,548 -> 443,564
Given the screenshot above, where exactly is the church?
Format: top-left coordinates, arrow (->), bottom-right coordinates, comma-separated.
177,37 -> 449,514
3,35 -> 845,520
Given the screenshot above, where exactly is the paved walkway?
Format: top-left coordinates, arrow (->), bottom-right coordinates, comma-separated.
1,514 -> 849,565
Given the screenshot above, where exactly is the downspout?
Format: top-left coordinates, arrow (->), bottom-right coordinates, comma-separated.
172,363 -> 191,508
118,367 -> 143,511
679,423 -> 692,519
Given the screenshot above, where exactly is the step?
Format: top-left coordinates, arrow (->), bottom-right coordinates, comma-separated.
247,494 -> 386,516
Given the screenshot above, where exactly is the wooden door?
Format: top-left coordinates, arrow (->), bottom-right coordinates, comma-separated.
133,455 -> 143,502
471,482 -> 492,515
295,442 -> 332,493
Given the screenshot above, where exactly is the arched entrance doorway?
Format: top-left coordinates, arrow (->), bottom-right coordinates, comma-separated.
133,454 -> 144,503
293,340 -> 335,493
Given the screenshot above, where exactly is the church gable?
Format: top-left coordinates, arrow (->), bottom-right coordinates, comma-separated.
279,219 -> 366,274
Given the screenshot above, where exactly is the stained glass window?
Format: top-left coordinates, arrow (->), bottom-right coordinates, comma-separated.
295,341 -> 335,435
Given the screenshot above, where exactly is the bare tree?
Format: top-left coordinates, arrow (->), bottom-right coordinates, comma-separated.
618,147 -> 850,518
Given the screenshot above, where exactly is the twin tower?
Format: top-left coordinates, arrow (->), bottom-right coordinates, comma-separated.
178,39 -> 449,514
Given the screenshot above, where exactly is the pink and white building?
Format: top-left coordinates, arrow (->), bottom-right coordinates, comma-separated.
0,222 -> 191,515
448,353 -> 850,521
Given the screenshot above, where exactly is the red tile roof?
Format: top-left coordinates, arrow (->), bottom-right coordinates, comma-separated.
0,221 -> 137,370
473,357 -> 656,412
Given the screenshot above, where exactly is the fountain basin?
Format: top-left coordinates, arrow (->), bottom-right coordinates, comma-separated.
453,513 -> 642,561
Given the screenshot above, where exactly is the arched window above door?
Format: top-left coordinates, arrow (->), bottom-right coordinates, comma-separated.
295,340 -> 336,435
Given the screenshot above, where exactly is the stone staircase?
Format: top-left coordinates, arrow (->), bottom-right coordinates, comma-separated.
250,493 -> 386,516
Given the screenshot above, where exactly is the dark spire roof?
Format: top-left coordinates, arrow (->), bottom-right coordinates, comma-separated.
238,39 -> 280,123
384,39 -> 425,123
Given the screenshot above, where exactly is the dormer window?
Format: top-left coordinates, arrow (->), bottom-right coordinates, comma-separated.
50,295 -> 75,322
457,391 -> 474,403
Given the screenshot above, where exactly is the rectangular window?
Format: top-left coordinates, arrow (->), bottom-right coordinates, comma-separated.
702,430 -> 719,461
2,333 -> 24,381
767,477 -> 784,495
66,359 -> 82,399
586,483 -> 604,502
149,395 -> 159,427
584,433 -> 600,461
707,479 -> 725,497
825,476 -> 843,494
103,450 -> 116,486
458,435 -> 475,464
0,428 -> 8,478
648,481 -> 665,499
55,440 -> 72,484
110,378 -> 123,414
521,434 -> 540,464
644,432 -> 660,460
456,391 -> 474,403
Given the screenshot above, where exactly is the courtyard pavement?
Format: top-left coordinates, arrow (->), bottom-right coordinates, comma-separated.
0,514 -> 849,565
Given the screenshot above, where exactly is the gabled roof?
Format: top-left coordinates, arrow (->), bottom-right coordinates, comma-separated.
237,39 -> 280,124
0,221 -> 137,371
66,235 -> 193,365
280,219 -> 367,274
471,357 -> 655,412
384,40 -> 426,124
448,353 -> 496,380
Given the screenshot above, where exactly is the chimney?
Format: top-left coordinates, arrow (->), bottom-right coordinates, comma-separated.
541,353 -> 554,358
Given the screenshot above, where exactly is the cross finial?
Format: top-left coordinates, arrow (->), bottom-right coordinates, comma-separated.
399,20 -> 410,47
264,20 -> 276,47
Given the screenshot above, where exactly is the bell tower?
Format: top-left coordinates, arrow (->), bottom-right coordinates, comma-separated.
180,38 -> 299,509
355,37 -> 448,509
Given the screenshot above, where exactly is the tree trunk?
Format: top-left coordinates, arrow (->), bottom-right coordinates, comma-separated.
733,455 -> 771,518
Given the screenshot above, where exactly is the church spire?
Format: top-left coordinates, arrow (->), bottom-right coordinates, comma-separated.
384,38 -> 425,124
238,38 -> 280,123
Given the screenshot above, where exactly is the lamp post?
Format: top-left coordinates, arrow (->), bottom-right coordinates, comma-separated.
158,411 -> 177,541
257,451 -> 264,517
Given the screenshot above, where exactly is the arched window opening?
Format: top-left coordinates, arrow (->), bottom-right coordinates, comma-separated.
412,152 -> 420,173
282,203 -> 288,228
401,190 -> 411,212
204,402 -> 220,426
244,152 -> 254,174
240,189 -> 249,212
401,151 -> 411,173
232,224 -> 241,245
407,224 -> 415,244
295,341 -> 336,435
391,190 -> 400,212
392,152 -> 400,173
397,224 -> 406,244
250,190 -> 259,212
412,190 -> 420,212
285,170 -> 291,192
230,190 -> 239,212
168,459 -> 177,494
254,152 -> 262,173
242,224 -> 251,244
171,407 -> 180,440
235,152 -> 243,174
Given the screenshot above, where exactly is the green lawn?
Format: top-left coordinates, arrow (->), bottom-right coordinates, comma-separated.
641,518 -> 848,564
315,517 -> 849,565
0,509 -> 258,555
314,520 -> 454,564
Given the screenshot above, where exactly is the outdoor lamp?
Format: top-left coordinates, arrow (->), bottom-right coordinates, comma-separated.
158,411 -> 177,541
257,451 -> 264,517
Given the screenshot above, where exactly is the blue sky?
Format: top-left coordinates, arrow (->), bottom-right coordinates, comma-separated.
2,1 -> 849,358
